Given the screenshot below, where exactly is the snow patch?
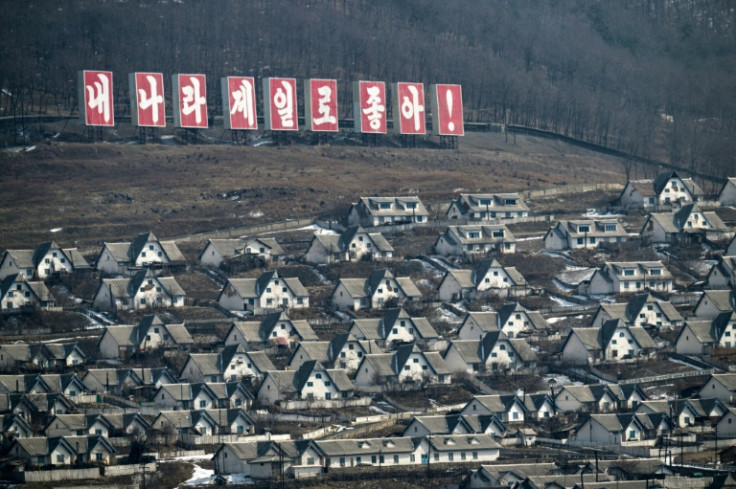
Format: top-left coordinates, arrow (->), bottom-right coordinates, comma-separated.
50,227 -> 62,233
297,224 -> 338,235
248,210 -> 264,218
583,209 -> 623,218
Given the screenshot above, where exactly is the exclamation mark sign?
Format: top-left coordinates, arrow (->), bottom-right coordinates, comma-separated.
446,89 -> 455,132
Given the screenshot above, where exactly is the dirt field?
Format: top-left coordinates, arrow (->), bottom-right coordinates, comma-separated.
0,131 -> 629,250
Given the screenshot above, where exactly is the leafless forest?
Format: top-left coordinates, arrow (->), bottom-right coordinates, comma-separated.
1,0 -> 734,177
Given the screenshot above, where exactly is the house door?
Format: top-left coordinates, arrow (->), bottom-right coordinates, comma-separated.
421,454 -> 428,464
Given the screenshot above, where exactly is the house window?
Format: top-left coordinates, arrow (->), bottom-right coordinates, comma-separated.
629,430 -> 636,439
307,457 -> 315,465
513,412 -> 519,420
95,453 -> 103,461
200,400 -> 207,408
472,451 -> 478,460
57,454 -> 65,463
307,381 -> 313,387
448,452 -> 454,461
393,455 -> 399,463
434,453 -> 439,461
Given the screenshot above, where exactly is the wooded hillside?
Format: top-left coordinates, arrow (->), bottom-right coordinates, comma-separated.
2,0 -> 734,177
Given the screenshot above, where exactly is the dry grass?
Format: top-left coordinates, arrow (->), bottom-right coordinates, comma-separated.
0,132 -> 629,250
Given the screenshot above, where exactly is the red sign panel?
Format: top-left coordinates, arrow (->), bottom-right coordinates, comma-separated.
223,76 -> 258,130
264,77 -> 298,131
354,81 -> 386,134
131,72 -> 165,127
305,79 -> 338,132
394,82 -> 426,135
431,84 -> 464,136
173,74 -> 208,129
80,70 -> 114,127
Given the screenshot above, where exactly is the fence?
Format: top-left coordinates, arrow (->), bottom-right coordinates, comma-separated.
617,368 -> 716,385
182,432 -> 290,446
175,217 -> 315,243
279,396 -> 372,411
102,461 -> 156,477
20,467 -> 101,482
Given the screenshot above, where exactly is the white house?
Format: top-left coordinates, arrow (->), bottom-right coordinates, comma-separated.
706,256 -> 736,289
585,261 -> 673,295
640,204 -> 732,244
304,226 -> 393,264
179,345 -> 275,383
460,394 -> 530,424
0,274 -> 55,310
715,407 -> 736,438
543,219 -> 628,251
698,373 -> 736,403
95,231 -> 186,275
457,303 -> 549,340
572,413 -> 670,445
442,331 -> 538,374
97,314 -> 194,359
446,193 -> 529,220
347,307 -> 439,348
438,259 -> 530,302
559,320 -> 657,365
217,271 -> 309,314
618,172 -> 704,209
223,310 -> 318,349
353,343 -> 451,387
718,177 -> 736,206
435,225 -> 516,256
591,293 -> 683,329
347,196 -> 430,227
693,289 -> 736,318
288,333 -> 368,372
255,361 -> 354,405
198,239 -> 244,268
331,269 -> 421,311
93,269 -> 186,311
0,241 -> 90,280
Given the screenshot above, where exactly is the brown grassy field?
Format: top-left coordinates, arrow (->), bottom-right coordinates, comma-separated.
0,132 -> 628,250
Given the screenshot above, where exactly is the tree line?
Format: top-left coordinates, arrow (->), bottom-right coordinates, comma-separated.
1,0 -> 734,177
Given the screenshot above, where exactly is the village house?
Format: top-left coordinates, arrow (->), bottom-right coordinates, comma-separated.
460,394 -> 531,424
457,303 -> 550,340
213,439 -> 320,480
693,289 -> 736,318
584,261 -> 673,295
44,413 -> 115,438
97,314 -> 194,359
200,237 -> 285,268
9,435 -> 116,467
715,407 -> 736,438
347,307 -> 439,349
554,384 -> 646,413
706,256 -> 736,289
223,310 -> 318,349
0,344 -> 31,371
544,219 -> 628,251
464,462 -> 564,489
618,171 -> 704,209
572,413 -> 673,445
640,204 -> 732,244
353,343 -> 451,387
0,374 -> 88,398
93,268 -> 186,311
152,409 -> 223,439
331,269 -> 422,311
559,320 -> 658,365
438,258 -> 530,302
304,226 -> 394,264
179,344 -> 275,383
0,413 -> 34,438
675,313 -> 736,354
442,331 -> 538,374
0,274 -> 55,311
435,225 -> 516,256
699,373 -> 736,403
0,241 -> 90,280
347,196 -> 430,227
81,367 -> 176,394
287,333 -> 369,372
255,360 -> 354,405
727,236 -> 736,256
718,177 -> 736,206
29,343 -> 87,369
402,413 -> 507,438
94,231 -> 186,275
591,293 -> 683,329
636,398 -> 727,428
217,270 -> 309,314
446,193 -> 529,220
152,381 -> 253,410
102,412 -> 153,438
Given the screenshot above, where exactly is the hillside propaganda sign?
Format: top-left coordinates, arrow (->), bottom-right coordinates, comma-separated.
393,82 -> 426,135
263,77 -> 298,131
304,79 -> 338,132
130,72 -> 166,128
79,69 -> 465,138
173,74 -> 208,129
79,70 -> 114,127
430,84 -> 464,136
222,76 -> 258,130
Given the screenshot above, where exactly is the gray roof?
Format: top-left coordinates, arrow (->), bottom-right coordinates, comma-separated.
427,434 -> 500,452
